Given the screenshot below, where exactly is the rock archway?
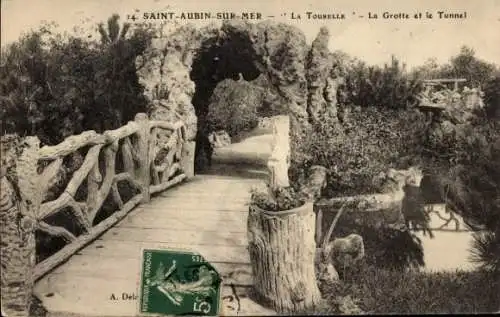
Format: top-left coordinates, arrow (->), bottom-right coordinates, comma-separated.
136,20 -> 342,173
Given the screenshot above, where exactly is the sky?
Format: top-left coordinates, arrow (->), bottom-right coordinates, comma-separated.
2,0 -> 500,69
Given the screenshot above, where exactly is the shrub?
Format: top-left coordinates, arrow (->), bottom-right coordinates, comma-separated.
250,186 -> 305,212
206,78 -> 261,139
293,105 -> 430,197
442,46 -> 497,88
341,56 -> 423,109
315,263 -> 499,314
412,46 -> 497,91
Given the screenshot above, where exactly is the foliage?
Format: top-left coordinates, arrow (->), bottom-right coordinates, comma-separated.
291,104 -> 432,270
341,56 -> 423,109
250,186 -> 306,212
313,263 -> 499,314
0,15 -> 154,145
424,117 -> 500,273
206,78 -> 261,138
294,105 -> 430,197
483,71 -> 500,118
444,46 -> 497,88
252,74 -> 288,117
470,230 -> 500,273
413,46 -> 497,91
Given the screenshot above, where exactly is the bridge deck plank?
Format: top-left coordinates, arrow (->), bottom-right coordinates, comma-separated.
34,173 -> 274,316
79,239 -> 251,262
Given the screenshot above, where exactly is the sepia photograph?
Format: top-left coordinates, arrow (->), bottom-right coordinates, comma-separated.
1,0 -> 499,316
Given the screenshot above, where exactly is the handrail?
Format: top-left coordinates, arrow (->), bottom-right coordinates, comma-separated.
0,113 -> 196,317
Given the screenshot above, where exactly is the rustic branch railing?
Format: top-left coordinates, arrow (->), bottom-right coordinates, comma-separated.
0,113 -> 195,317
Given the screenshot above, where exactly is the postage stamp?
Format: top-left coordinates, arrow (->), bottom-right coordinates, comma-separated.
138,249 -> 222,316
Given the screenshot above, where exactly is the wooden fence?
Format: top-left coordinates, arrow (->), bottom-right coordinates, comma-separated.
0,113 -> 195,317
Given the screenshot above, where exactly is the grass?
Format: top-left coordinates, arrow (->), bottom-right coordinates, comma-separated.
312,262 -> 499,315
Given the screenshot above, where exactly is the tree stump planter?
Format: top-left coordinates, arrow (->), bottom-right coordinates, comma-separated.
247,202 -> 322,313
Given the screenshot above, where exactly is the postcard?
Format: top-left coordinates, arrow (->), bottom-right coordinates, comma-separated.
1,0 -> 499,316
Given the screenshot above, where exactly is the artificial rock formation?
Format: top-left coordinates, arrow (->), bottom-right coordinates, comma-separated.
136,25 -> 215,141
224,20 -> 312,165
208,130 -> 231,148
324,233 -> 365,270
306,27 -> 342,127
136,21 -> 344,170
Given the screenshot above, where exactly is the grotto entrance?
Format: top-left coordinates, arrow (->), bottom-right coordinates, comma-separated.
189,30 -> 263,173
136,21 -> 322,177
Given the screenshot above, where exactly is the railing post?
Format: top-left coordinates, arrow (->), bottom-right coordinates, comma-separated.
1,135 -> 40,317
181,141 -> 196,179
135,113 -> 151,202
180,124 -> 196,179
315,205 -> 323,247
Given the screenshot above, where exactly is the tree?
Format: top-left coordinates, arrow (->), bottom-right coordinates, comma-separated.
440,46 -> 497,88
98,14 -> 131,46
0,14 -> 154,145
413,57 -> 441,79
483,71 -> 500,118
342,56 -> 422,109
454,47 -> 493,86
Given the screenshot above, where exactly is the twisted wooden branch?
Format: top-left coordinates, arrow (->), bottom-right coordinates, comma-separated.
38,131 -> 105,160
111,183 -> 123,209
114,172 -> 142,189
87,143 -> 118,223
39,192 -> 91,231
121,138 -> 137,176
37,221 -> 76,242
39,157 -> 63,201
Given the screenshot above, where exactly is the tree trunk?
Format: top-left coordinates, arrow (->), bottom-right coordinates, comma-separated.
247,202 -> 321,313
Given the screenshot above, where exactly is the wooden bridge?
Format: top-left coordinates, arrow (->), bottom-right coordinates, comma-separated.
0,113 -> 274,317
34,173 -> 275,316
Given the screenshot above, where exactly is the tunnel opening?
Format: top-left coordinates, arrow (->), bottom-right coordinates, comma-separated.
189,29 -> 262,173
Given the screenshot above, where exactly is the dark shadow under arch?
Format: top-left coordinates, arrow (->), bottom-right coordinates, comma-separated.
189,30 -> 262,173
